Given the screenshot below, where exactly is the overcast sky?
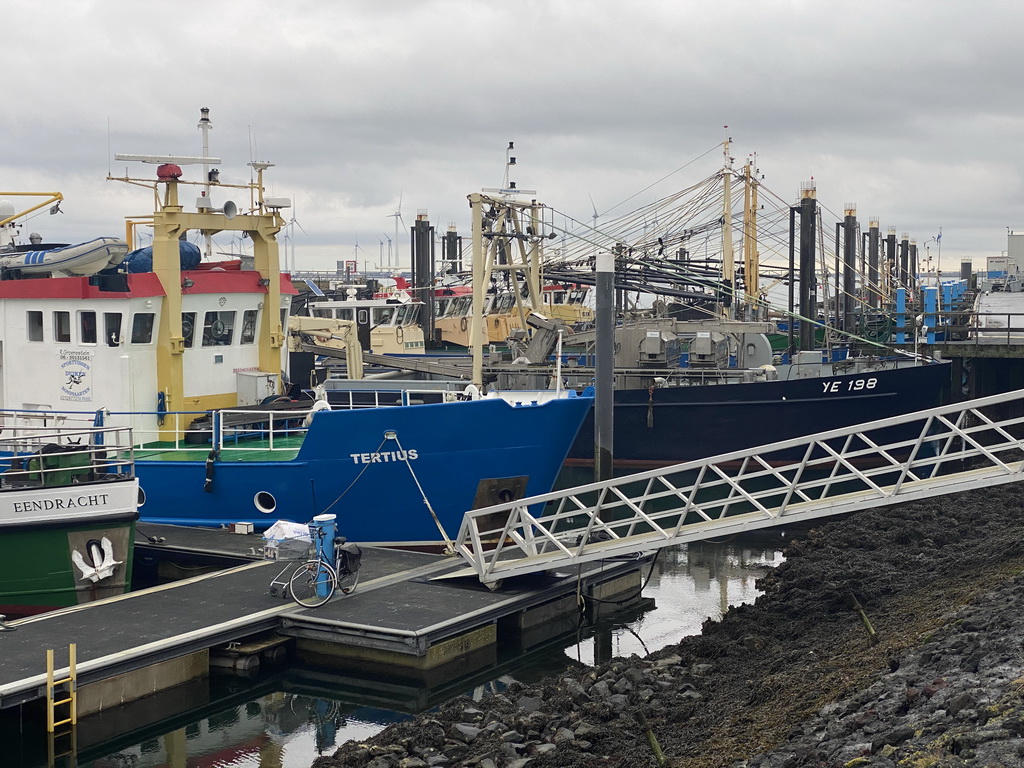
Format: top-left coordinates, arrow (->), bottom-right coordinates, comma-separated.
6,0 -> 1022,273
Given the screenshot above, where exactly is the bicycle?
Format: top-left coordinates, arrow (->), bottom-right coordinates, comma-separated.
268,527 -> 362,608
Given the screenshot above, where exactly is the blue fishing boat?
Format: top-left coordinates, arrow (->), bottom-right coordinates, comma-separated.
0,124 -> 592,548
109,388 -> 590,546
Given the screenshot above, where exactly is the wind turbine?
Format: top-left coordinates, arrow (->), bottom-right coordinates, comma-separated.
284,198 -> 307,274
386,191 -> 406,270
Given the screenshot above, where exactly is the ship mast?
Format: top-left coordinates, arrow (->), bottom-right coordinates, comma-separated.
198,107 -> 214,260
742,154 -> 760,317
110,153 -> 287,434
468,150 -> 546,388
721,136 -> 735,319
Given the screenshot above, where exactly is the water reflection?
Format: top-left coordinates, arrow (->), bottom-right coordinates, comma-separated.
87,690 -> 384,768
71,533 -> 785,768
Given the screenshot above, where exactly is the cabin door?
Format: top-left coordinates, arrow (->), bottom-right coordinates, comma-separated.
356,308 -> 371,350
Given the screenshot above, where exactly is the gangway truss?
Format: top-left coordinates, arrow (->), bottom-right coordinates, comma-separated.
454,387 -> 1024,586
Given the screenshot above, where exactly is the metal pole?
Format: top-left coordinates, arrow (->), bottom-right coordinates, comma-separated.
798,183 -> 817,351
834,221 -> 841,332
595,250 -> 615,482
469,194 -> 485,389
843,206 -> 857,334
886,229 -> 898,304
868,219 -> 880,309
788,206 -> 796,358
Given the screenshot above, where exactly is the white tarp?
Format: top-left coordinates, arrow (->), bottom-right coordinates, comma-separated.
262,520 -> 311,542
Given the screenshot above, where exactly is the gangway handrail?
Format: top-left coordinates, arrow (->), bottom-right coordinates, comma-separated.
454,387 -> 1024,585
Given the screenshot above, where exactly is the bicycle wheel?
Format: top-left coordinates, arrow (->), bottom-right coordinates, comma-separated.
336,566 -> 360,595
289,560 -> 337,607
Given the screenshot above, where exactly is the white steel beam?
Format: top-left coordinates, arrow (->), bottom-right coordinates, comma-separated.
454,388 -> 1024,585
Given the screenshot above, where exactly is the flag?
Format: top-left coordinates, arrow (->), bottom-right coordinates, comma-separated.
936,230 -> 942,242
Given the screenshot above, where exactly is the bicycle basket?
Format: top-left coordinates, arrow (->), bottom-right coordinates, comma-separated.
264,537 -> 313,561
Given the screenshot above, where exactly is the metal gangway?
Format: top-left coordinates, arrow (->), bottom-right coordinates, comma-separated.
454,387 -> 1024,586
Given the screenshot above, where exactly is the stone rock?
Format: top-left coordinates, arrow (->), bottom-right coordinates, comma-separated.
516,696 -> 543,713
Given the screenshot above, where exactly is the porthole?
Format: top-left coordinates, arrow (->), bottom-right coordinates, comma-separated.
254,491 -> 277,514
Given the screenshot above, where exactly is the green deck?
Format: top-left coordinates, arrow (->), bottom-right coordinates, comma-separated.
133,434 -> 304,462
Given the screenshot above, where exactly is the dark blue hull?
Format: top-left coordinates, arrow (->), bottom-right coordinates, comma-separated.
567,362 -> 950,468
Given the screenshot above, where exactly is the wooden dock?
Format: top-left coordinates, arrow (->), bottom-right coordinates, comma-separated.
0,524 -> 649,716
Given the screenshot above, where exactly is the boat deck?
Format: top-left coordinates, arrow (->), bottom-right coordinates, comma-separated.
0,524 -> 646,710
133,434 -> 303,462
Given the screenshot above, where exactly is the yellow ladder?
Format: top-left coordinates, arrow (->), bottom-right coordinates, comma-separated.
46,644 -> 78,768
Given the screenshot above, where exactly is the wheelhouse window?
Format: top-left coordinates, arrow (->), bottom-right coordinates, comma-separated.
312,308 -> 332,318
372,307 -> 395,326
54,311 -> 71,342
79,310 -> 97,344
240,309 -> 258,345
337,307 -> 354,322
182,312 -> 197,349
202,310 -> 235,346
131,313 -> 155,344
397,304 -> 421,324
104,313 -> 122,347
27,311 -> 43,342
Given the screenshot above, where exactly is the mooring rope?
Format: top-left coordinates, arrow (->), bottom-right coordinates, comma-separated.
317,431 -> 455,554
390,432 -> 456,555
319,435 -> 389,516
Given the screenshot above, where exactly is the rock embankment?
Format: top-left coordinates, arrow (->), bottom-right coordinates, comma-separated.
314,484 -> 1024,767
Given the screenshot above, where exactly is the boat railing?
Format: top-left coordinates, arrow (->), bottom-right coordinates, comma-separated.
0,424 -> 135,489
324,384 -> 472,410
0,392 -> 462,457
211,406 -> 313,452
0,406 -> 318,455
121,406 -> 316,453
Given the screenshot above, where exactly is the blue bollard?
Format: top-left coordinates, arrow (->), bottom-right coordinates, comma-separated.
309,513 -> 337,597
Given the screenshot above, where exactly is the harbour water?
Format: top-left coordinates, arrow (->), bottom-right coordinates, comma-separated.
34,531 -> 787,768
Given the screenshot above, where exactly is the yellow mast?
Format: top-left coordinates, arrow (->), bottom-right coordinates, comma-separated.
469,192 -> 486,388
468,186 -> 546,389
721,137 -> 735,319
114,160 -> 286,436
742,156 -> 760,314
